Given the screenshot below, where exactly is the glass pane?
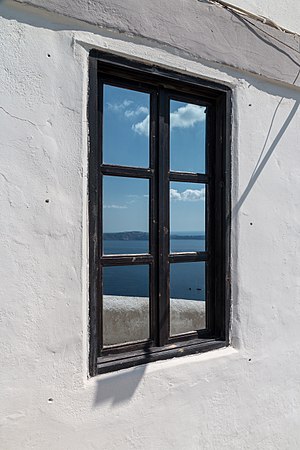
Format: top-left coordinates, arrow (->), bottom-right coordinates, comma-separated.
103,265 -> 149,346
103,176 -> 149,255
170,182 -> 206,253
170,262 -> 206,336
103,85 -> 150,167
170,100 -> 206,173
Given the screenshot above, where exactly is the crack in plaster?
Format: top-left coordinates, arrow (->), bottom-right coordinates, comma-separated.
0,105 -> 37,127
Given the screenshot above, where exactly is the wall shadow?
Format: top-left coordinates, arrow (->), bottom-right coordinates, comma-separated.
232,98 -> 299,217
3,0 -> 300,400
3,0 -> 299,215
228,9 -> 300,70
1,0 -> 300,87
93,361 -> 147,407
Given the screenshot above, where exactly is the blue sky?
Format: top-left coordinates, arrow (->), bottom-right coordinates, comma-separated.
103,85 -> 206,234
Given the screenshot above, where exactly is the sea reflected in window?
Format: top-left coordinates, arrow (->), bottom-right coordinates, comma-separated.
102,265 -> 150,346
170,182 -> 206,253
103,176 -> 149,255
103,85 -> 150,167
170,100 -> 206,173
170,262 -> 206,336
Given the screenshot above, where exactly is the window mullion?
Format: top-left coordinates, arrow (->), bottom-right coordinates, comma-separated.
150,90 -> 159,344
158,89 -> 170,346
205,103 -> 215,336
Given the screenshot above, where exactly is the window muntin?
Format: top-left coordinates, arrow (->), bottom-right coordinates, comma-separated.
89,54 -> 229,375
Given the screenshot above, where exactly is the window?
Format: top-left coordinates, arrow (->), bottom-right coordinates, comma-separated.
89,52 -> 231,375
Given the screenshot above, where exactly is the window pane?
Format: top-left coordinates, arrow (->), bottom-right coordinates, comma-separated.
170,262 -> 206,336
170,100 -> 206,173
103,265 -> 150,346
170,182 -> 206,253
103,85 -> 150,167
103,176 -> 149,255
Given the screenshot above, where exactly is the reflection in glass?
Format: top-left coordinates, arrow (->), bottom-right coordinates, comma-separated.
170,262 -> 206,336
170,182 -> 206,253
170,100 -> 206,173
103,85 -> 150,167
103,176 -> 149,255
103,265 -> 149,346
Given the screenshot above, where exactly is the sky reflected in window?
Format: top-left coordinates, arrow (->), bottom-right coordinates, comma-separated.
170,182 -> 206,249
103,85 -> 150,167
102,87 -> 207,236
170,100 -> 206,173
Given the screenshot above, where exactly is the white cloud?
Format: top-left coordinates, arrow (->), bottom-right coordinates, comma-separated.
107,101 -> 149,125
107,99 -> 133,113
103,204 -> 128,209
170,189 -> 182,201
170,103 -> 205,129
125,106 -> 149,118
133,103 -> 205,137
170,188 -> 205,202
132,114 -> 150,136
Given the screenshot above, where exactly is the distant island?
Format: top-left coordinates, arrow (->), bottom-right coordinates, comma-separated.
103,231 -> 205,241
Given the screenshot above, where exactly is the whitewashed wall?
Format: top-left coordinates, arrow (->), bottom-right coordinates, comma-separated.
229,0 -> 300,34
1,1 -> 300,449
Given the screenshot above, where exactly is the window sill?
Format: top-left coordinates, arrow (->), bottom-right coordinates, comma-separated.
96,339 -> 227,374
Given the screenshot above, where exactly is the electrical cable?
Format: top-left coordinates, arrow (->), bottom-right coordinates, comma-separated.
207,0 -> 299,37
205,0 -> 300,57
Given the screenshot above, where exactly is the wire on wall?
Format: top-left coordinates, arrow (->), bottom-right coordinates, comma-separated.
207,0 -> 299,37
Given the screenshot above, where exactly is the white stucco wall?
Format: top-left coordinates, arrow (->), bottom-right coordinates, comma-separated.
1,1 -> 300,449
228,0 -> 300,34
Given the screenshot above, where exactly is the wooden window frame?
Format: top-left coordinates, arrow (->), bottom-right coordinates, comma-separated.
88,50 -> 231,376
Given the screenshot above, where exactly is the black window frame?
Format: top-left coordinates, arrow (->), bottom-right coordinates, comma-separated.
88,50 -> 231,376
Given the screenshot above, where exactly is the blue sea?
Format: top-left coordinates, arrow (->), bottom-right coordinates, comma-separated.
103,238 -> 206,301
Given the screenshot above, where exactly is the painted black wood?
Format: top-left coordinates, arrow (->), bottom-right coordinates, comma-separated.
88,51 -> 231,375
101,254 -> 153,266
101,165 -> 153,179
169,172 -> 209,183
88,57 -> 100,376
97,340 -> 225,374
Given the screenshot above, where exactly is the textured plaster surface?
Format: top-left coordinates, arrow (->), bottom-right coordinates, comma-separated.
1,1 -> 300,449
228,0 -> 300,34
9,0 -> 300,88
